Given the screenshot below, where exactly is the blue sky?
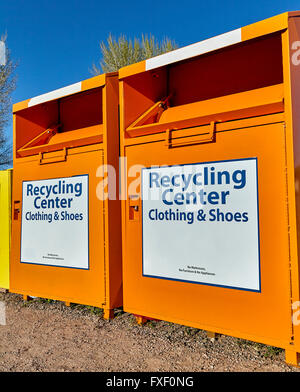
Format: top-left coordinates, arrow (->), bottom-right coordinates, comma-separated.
0,0 -> 299,134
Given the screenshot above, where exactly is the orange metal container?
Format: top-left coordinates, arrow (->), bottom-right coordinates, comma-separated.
11,73 -> 122,319
119,12 -> 300,365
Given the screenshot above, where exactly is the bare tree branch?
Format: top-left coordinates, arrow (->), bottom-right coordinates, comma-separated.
0,37 -> 16,169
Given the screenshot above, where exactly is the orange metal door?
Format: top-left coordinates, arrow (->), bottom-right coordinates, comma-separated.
123,119 -> 293,348
10,146 -> 106,307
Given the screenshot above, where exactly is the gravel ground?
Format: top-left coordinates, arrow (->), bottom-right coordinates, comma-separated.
0,292 -> 298,372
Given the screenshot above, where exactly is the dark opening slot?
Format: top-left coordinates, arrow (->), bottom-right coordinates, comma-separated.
167,33 -> 283,107
15,87 -> 103,157
59,88 -> 102,133
123,32 -> 284,131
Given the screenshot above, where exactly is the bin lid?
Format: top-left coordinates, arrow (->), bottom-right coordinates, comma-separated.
119,11 -> 299,79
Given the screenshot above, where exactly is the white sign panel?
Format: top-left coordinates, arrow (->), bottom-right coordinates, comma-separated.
21,175 -> 89,269
142,158 -> 260,291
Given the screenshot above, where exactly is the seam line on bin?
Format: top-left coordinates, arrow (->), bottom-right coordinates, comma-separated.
283,123 -> 295,341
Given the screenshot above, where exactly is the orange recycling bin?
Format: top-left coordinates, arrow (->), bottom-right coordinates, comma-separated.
11,73 -> 122,319
119,12 -> 300,365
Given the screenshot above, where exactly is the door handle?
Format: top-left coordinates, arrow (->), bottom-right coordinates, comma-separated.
39,148 -> 67,165
166,121 -> 216,148
128,195 -> 140,221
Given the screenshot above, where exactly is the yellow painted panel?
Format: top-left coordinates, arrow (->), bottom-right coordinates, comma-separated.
0,169 -> 11,289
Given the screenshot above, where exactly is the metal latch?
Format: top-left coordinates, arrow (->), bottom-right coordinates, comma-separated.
128,195 -> 140,221
13,200 -> 20,220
